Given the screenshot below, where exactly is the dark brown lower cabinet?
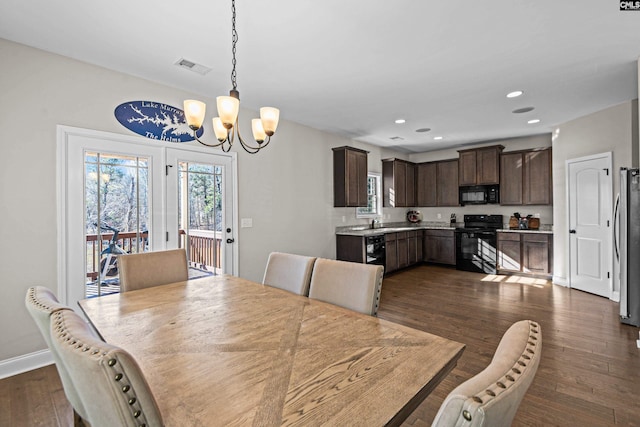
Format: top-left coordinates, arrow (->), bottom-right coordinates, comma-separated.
397,232 -> 409,269
423,230 -> 455,265
497,232 -> 553,275
385,234 -> 398,273
385,231 -> 423,274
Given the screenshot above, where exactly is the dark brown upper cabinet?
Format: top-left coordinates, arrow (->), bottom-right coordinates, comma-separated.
500,147 -> 552,206
436,159 -> 459,207
382,159 -> 416,207
416,162 -> 437,207
458,145 -> 504,186
333,146 -> 368,207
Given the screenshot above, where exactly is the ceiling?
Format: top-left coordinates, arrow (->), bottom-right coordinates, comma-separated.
1,1 -> 639,153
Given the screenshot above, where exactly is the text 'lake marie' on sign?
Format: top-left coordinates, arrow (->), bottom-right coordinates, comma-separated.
114,101 -> 204,143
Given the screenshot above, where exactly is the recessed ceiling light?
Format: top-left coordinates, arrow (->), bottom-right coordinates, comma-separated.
415,128 -> 431,133
395,119 -> 406,124
507,90 -> 524,98
512,107 -> 535,114
433,136 -> 443,140
528,119 -> 541,124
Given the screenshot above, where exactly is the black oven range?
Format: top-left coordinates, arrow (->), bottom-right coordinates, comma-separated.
455,214 -> 503,274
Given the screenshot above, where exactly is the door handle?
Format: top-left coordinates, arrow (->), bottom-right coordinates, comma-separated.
569,229 -> 576,234
226,238 -> 235,244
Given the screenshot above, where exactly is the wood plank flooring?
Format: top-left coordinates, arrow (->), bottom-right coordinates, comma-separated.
2,265 -> 639,426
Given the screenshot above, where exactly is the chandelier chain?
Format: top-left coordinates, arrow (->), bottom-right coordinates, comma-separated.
230,0 -> 238,91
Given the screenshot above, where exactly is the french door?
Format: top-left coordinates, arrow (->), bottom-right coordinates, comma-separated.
58,126 -> 237,308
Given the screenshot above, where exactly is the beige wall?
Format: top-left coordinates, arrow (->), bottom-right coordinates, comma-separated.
0,39 -> 407,365
551,100 -> 638,286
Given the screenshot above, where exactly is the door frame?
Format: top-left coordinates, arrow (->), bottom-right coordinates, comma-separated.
565,151 -> 613,299
56,125 -> 238,306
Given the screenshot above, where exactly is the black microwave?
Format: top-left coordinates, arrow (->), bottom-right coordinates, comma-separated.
459,185 -> 500,205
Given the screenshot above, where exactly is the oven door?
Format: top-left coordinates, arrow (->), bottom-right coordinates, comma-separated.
456,230 -> 497,274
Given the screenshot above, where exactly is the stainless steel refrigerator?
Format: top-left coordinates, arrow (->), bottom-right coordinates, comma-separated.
617,168 -> 640,326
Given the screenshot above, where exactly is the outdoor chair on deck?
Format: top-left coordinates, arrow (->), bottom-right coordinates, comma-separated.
50,308 -> 164,427
262,252 -> 317,296
25,286 -> 90,427
308,258 -> 384,316
431,320 -> 542,427
118,248 -> 188,293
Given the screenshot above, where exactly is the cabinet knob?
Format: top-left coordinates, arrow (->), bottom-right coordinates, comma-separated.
569,229 -> 576,234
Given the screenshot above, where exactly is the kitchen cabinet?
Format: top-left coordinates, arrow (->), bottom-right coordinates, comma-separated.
436,160 -> 459,207
336,235 -> 365,263
423,230 -> 456,265
500,148 -> 552,206
385,233 -> 398,273
333,146 -> 368,207
382,159 -> 416,207
384,230 -> 423,273
458,145 -> 504,186
497,232 -> 553,275
416,162 -> 437,206
397,232 -> 409,269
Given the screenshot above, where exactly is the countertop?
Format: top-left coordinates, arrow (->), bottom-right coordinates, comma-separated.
336,222 -> 552,237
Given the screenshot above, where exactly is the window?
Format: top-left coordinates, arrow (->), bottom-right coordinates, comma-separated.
356,173 -> 382,218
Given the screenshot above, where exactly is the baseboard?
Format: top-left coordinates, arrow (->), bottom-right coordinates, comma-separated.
612,291 -> 620,302
552,275 -> 568,287
0,350 -> 54,380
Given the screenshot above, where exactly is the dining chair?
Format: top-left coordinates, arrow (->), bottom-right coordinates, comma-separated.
118,248 -> 188,292
308,258 -> 384,316
262,252 -> 317,296
431,319 -> 542,427
50,308 -> 164,427
25,286 -> 89,427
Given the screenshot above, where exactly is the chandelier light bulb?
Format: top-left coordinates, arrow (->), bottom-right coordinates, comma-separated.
251,119 -> 267,143
212,117 -> 228,141
260,107 -> 280,136
183,100 -> 206,130
216,96 -> 240,129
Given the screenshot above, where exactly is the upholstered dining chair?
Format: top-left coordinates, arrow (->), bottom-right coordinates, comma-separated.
308,258 -> 384,316
431,320 -> 542,427
118,248 -> 188,293
50,308 -> 164,427
25,286 -> 89,427
262,252 -> 317,296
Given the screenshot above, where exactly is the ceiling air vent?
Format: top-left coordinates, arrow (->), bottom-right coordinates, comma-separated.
175,58 -> 212,75
390,136 -> 404,141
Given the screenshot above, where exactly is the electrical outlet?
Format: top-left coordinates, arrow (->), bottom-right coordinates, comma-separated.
534,213 -> 541,218
437,213 -> 442,219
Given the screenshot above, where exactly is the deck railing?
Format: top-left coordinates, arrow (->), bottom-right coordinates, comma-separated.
86,230 -> 221,281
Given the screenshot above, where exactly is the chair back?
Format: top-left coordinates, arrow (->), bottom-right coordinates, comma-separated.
308,258 -> 384,316
119,249 -> 188,292
50,309 -> 164,427
262,252 -> 317,296
431,320 -> 542,427
25,286 -> 89,422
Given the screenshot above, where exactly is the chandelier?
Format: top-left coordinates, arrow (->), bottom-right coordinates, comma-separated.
183,0 -> 279,154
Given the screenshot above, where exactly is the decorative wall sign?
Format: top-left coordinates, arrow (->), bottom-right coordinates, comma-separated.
114,101 -> 203,143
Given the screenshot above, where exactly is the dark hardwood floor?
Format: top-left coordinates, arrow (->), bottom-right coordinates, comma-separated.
2,265 -> 639,426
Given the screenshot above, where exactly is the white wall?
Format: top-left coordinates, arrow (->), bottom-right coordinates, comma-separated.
0,38 -> 407,367
552,101 -> 637,286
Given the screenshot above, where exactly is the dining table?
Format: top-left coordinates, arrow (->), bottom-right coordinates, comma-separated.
78,274 -> 465,426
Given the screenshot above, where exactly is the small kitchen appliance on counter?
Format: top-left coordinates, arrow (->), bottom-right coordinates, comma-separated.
407,210 -> 422,223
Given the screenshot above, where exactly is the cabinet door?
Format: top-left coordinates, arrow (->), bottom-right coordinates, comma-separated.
333,147 -> 368,207
396,161 -> 407,207
437,160 -> 459,207
355,150 -> 368,206
385,235 -> 398,273
424,231 -> 455,265
458,151 -> 477,186
416,230 -> 424,261
477,147 -> 501,185
522,234 -> 550,274
417,162 -> 437,207
423,235 -> 438,263
397,232 -> 409,268
406,162 -> 416,207
408,234 -> 417,265
497,233 -> 521,271
437,235 -> 456,265
500,152 -> 524,205
524,149 -> 552,205
336,235 -> 365,263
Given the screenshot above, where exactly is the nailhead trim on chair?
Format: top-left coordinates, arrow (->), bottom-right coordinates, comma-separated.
26,287 -> 70,313
51,311 -> 150,427
460,320 -> 541,422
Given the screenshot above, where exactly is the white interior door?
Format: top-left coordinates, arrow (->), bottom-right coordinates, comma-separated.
567,153 -> 613,298
166,148 -> 236,275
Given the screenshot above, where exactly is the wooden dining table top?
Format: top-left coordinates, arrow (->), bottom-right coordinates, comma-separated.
79,274 -> 465,426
